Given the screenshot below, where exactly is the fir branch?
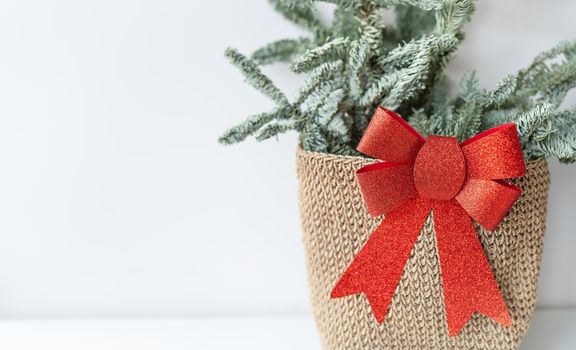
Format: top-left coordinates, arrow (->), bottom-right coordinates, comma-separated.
428,74 -> 453,130
291,37 -> 349,73
485,74 -> 517,108
482,108 -> 518,130
410,108 -> 434,135
326,112 -> 352,143
528,131 -> 576,163
315,0 -> 362,9
429,74 -> 451,115
381,44 -> 432,109
451,71 -> 484,139
394,5 -> 437,42
535,57 -> 576,106
272,0 -> 325,34
301,121 -> 328,152
252,38 -> 312,65
255,119 -> 295,141
379,35 -> 451,68
219,107 -> 289,144
296,60 -> 345,104
522,39 -> 576,75
317,88 -> 346,125
359,73 -> 396,106
277,0 -> 314,8
434,0 -> 475,35
515,103 -> 556,143
458,70 -> 481,102
377,0 -> 449,10
225,48 -> 288,105
302,78 -> 343,113
348,39 -> 369,98
358,9 -> 385,51
349,39 -> 369,73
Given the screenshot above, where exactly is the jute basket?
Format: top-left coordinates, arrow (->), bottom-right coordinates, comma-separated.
296,147 -> 550,350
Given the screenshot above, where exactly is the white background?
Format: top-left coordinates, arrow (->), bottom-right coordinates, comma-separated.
0,0 -> 574,324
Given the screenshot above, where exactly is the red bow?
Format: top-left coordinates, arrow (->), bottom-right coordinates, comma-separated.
331,107 -> 526,336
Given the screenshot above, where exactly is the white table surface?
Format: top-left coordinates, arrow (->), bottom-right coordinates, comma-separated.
0,309 -> 573,349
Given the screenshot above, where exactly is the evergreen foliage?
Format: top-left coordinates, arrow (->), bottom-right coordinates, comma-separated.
219,0 -> 576,163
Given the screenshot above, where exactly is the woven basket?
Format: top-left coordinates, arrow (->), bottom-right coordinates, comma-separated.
296,147 -> 550,350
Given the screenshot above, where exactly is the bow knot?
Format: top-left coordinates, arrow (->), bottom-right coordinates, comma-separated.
331,107 -> 526,336
413,136 -> 466,200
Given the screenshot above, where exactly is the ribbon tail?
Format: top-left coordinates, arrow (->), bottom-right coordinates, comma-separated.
331,197 -> 430,323
433,201 -> 512,336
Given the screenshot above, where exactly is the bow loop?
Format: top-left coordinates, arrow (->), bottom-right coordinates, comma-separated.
356,162 -> 418,218
461,123 -> 526,180
357,107 -> 426,163
456,179 -> 522,231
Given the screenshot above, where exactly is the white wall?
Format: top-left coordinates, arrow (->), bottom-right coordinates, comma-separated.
0,0 -> 573,318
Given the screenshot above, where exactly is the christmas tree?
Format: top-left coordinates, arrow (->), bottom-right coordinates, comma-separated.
219,0 -> 576,163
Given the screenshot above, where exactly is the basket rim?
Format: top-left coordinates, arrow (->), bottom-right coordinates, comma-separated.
296,145 -> 547,169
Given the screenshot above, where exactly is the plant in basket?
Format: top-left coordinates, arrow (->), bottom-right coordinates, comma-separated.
219,1 -> 575,349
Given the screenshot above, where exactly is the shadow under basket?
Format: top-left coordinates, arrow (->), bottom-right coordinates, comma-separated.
296,147 -> 550,350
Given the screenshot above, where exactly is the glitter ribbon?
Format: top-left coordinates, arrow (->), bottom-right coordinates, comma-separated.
330,107 -> 526,336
